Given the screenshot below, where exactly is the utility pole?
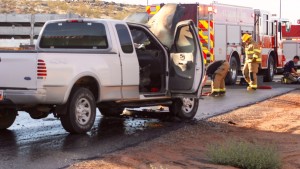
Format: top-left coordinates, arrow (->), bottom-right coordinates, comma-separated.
279,0 -> 281,19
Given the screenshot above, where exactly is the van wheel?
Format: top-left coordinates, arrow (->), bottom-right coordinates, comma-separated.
264,56 -> 275,82
225,57 -> 238,85
60,87 -> 96,134
169,98 -> 199,120
0,108 -> 17,130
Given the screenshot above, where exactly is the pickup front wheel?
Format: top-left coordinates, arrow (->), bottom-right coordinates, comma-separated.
0,108 -> 17,130
60,87 -> 96,134
169,98 -> 199,120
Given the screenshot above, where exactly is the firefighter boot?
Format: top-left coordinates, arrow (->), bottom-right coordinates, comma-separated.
219,91 -> 226,96
209,92 -> 220,97
247,86 -> 256,91
248,72 -> 257,91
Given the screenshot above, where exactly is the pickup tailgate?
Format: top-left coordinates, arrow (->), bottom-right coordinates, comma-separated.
0,52 -> 37,89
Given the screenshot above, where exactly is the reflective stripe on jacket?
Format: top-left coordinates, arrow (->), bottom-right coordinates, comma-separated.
245,40 -> 262,63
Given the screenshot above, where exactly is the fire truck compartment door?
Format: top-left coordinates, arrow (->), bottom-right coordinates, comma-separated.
283,41 -> 300,66
169,20 -> 204,96
214,24 -> 226,61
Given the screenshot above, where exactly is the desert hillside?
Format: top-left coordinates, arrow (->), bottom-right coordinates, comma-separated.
0,0 -> 145,20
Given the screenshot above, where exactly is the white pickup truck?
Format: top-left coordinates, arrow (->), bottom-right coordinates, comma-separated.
0,18 -> 204,133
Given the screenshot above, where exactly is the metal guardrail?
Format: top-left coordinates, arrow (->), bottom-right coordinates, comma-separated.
0,13 -> 81,45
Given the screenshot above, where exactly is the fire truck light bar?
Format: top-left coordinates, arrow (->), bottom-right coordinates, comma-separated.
207,6 -> 217,13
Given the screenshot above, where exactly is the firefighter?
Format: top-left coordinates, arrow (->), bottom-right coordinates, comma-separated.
202,59 -> 230,96
282,55 -> 300,83
241,33 -> 262,91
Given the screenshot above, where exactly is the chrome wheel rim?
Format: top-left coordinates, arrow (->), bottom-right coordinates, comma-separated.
75,98 -> 91,125
181,98 -> 195,114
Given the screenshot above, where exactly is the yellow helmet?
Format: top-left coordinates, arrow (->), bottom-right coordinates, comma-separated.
241,34 -> 252,43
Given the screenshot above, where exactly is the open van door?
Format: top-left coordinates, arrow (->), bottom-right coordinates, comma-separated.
169,20 -> 204,97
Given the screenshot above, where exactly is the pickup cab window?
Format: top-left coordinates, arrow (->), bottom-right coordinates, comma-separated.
115,24 -> 133,53
39,22 -> 108,49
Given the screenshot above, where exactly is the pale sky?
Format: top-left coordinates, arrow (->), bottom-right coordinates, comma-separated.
107,0 -> 299,24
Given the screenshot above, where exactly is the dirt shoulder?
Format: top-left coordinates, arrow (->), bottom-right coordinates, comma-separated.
70,91 -> 300,169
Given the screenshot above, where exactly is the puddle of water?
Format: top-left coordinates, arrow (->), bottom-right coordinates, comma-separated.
4,108 -> 173,147
88,107 -> 173,137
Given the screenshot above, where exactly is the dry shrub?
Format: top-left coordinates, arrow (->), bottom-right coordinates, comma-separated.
206,140 -> 281,169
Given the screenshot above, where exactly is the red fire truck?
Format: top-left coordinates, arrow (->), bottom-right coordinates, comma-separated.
282,24 -> 300,67
146,3 -> 290,84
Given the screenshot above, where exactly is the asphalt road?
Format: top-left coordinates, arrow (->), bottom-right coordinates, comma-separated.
0,76 -> 299,169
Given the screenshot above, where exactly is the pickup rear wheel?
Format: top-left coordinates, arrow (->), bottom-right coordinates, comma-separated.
60,87 -> 96,134
169,98 -> 199,120
0,108 -> 17,130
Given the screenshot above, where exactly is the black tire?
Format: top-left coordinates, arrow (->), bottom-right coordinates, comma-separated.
225,57 -> 238,85
98,106 -> 124,117
264,56 -> 275,82
60,87 -> 96,134
169,98 -> 199,120
0,108 -> 17,130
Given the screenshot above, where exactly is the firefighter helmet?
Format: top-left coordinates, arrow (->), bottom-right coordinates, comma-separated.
241,34 -> 252,43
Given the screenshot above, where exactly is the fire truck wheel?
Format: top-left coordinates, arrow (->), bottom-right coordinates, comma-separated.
264,56 -> 275,82
0,108 -> 17,130
169,98 -> 199,120
225,57 -> 238,85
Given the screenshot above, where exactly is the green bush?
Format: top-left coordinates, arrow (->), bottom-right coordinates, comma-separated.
206,140 -> 281,169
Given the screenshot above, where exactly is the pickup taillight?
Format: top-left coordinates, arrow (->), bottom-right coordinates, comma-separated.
37,59 -> 47,79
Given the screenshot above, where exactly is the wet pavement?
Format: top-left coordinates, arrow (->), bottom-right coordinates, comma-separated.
0,76 -> 299,169
0,111 -> 183,169
197,77 -> 300,119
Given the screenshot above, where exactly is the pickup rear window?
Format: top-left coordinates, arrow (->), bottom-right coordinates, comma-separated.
39,22 -> 108,49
